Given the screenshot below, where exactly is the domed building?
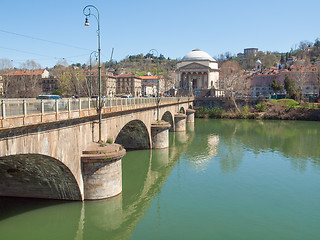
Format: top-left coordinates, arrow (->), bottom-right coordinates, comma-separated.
176,49 -> 221,96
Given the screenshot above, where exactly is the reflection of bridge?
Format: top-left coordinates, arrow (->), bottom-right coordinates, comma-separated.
0,126 -> 196,239
0,97 -> 194,201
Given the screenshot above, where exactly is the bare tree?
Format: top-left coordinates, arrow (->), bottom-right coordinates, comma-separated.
0,58 -> 13,97
293,58 -> 310,101
20,60 -> 41,70
220,61 -> 244,112
58,67 -> 87,97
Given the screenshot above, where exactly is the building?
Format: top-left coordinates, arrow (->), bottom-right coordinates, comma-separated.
244,48 -> 258,58
176,49 -> 220,96
139,75 -> 166,96
2,69 -> 57,97
250,64 -> 319,97
237,53 -> 245,58
141,81 -> 157,96
116,73 -> 142,97
103,72 -> 117,97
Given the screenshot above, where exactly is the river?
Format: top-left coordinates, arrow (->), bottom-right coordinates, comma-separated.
0,119 -> 319,240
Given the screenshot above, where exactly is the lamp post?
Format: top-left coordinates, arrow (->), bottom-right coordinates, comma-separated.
148,49 -> 160,121
83,5 -> 102,142
89,51 -> 98,97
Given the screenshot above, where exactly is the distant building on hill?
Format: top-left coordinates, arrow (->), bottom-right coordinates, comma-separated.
244,48 -> 258,58
250,64 -> 319,97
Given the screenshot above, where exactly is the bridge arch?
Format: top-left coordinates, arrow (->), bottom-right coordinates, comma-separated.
115,120 -> 150,150
161,111 -> 174,132
0,154 -> 82,200
179,107 -> 186,114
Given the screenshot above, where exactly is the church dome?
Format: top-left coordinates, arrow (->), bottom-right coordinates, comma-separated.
182,49 -> 216,61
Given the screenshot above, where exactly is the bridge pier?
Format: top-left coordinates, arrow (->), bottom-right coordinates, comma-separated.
81,143 -> 126,200
186,109 -> 196,123
151,121 -> 171,149
174,113 -> 187,132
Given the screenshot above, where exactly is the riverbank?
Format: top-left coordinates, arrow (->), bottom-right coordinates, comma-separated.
195,99 -> 320,121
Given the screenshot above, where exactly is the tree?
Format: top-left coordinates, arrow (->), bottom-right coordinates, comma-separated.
0,58 -> 13,97
292,59 -> 310,101
280,54 -> 285,65
220,61 -> 244,112
284,75 -> 296,99
0,58 -> 13,70
19,60 -> 41,70
58,67 -> 87,97
271,79 -> 283,93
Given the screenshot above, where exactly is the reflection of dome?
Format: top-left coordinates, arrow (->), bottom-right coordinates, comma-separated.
208,135 -> 219,156
182,49 -> 216,61
187,134 -> 219,173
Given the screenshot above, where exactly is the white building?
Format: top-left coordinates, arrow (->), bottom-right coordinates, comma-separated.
176,49 -> 220,95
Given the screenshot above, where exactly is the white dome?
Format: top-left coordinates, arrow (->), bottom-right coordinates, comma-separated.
256,59 -> 262,64
182,49 -> 216,61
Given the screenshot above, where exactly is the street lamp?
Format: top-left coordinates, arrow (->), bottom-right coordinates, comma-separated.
83,5 -> 102,142
89,51 -> 98,97
148,49 -> 160,121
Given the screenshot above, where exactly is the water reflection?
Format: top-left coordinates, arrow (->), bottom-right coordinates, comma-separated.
1,119 -> 319,240
200,119 -> 320,172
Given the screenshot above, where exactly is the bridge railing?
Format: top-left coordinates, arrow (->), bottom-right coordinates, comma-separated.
1,97 -> 191,119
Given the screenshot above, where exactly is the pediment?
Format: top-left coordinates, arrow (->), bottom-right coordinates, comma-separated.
178,63 -> 209,70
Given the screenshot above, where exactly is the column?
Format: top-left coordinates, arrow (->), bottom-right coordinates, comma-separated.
174,113 -> 187,132
81,142 -> 126,200
151,121 -> 171,149
196,72 -> 199,89
186,109 -> 196,123
202,72 -> 204,89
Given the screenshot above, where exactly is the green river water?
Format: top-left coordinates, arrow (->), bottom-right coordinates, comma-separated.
0,119 -> 320,240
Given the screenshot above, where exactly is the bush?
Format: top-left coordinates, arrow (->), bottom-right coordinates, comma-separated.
255,101 -> 267,112
242,105 -> 249,114
277,99 -> 299,111
208,107 -> 225,118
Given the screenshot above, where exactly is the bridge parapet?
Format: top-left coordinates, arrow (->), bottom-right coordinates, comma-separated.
1,97 -> 193,129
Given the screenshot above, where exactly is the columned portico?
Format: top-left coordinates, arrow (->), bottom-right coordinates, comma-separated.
176,49 -> 220,96
180,71 -> 211,90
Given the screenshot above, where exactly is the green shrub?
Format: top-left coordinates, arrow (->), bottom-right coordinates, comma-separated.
278,99 -> 299,111
208,107 -> 225,118
255,101 -> 267,112
242,105 -> 249,114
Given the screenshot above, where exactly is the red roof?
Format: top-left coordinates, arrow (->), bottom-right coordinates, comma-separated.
140,75 -> 160,80
5,70 -> 45,76
116,73 -> 141,79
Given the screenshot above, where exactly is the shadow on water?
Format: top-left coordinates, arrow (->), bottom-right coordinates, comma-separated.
0,196 -> 82,240
0,197 -> 72,221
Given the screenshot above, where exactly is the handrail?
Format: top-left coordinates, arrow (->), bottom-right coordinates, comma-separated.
0,97 -> 192,119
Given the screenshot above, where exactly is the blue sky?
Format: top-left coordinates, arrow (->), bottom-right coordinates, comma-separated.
1,0 -> 319,68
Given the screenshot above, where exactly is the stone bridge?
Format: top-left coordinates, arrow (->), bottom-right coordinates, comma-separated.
0,97 -> 195,201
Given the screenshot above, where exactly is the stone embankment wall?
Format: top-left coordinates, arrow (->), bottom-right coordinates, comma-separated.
194,98 -> 261,111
